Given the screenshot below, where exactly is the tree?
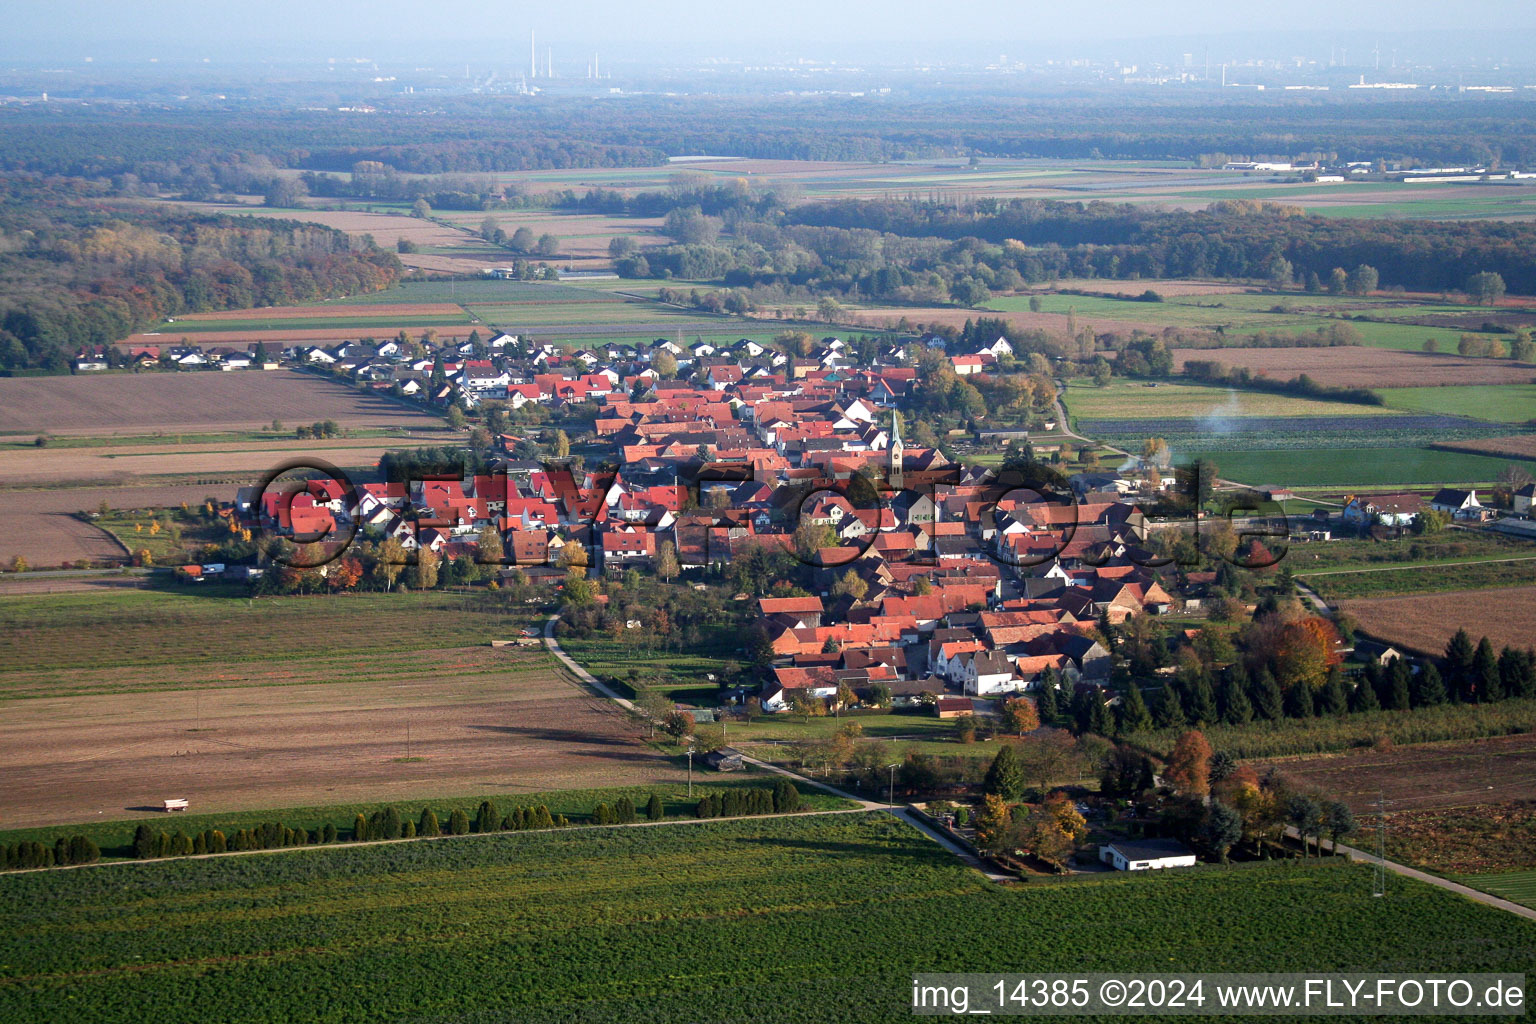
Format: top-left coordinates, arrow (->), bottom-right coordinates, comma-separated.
1036,671 -> 1060,723
264,177 -> 308,209
1327,267 -> 1349,295
1187,674 -> 1218,726
1201,800 -> 1243,863
1284,680 -> 1316,718
1474,637 -> 1502,702
661,709 -> 695,738
1383,658 -> 1412,710
973,793 -> 1014,854
983,744 -> 1025,799
1116,681 -> 1152,734
830,569 -> 868,601
654,540 -> 680,582
1016,728 -> 1080,794
1444,629 -> 1477,702
1319,671 -> 1350,716
476,800 -> 500,833
608,236 -> 638,258
1176,458 -> 1219,508
1219,673 -> 1253,725
1153,683 -> 1187,729
1164,730 -> 1213,797
645,793 -> 664,821
449,809 -> 470,835
1350,673 -> 1381,712
652,348 -> 678,378
509,226 -> 537,252
535,233 -> 560,257
1466,271 -> 1506,306
418,808 -> 439,836
1324,801 -> 1356,852
1286,794 -> 1324,856
133,824 -> 156,859
1346,264 -> 1379,296
411,198 -> 431,218
408,548 -> 439,590
1001,696 -> 1040,737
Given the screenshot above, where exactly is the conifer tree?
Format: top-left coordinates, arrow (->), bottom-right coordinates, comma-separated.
419,808 -> 440,837
1284,682 -> 1315,718
1036,670 -> 1060,723
646,794 -> 665,821
1250,669 -> 1284,721
1188,674 -> 1218,727
476,800 -> 500,833
1474,638 -> 1502,702
133,824 -> 156,860
1350,674 -> 1380,712
1117,680 -> 1153,734
983,744 -> 1025,800
1153,683 -> 1186,729
1319,671 -> 1349,716
382,806 -> 403,840
1412,662 -> 1446,707
449,809 -> 470,835
1219,674 -> 1252,725
1385,659 -> 1412,710
353,813 -> 369,842
1444,629 -> 1476,701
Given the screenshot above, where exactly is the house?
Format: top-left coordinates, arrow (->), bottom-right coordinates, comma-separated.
701,747 -> 745,771
933,696 -> 975,719
1099,838 -> 1197,871
1342,494 -> 1421,529
1429,488 -> 1483,519
1515,483 -> 1536,516
1353,639 -> 1402,666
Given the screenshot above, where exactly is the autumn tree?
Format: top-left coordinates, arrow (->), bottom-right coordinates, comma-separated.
1164,730 -> 1213,797
973,793 -> 1014,854
408,547 -> 439,590
1016,728 -> 1080,794
1001,696 -> 1040,737
830,569 -> 868,602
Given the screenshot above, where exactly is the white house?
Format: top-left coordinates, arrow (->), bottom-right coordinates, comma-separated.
1099,838 -> 1197,871
961,649 -> 1020,696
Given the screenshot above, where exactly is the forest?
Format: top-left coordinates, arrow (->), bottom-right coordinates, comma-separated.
0,179 -> 402,371
2,94 -> 1533,178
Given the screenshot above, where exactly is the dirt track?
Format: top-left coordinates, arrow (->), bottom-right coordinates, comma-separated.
0,660 -> 669,829
0,484 -> 219,568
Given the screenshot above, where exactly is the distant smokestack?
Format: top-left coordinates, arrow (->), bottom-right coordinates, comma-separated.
547,47 -> 552,78
530,29 -> 536,79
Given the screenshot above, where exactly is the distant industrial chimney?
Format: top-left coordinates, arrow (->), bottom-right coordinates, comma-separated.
530,29 -> 537,79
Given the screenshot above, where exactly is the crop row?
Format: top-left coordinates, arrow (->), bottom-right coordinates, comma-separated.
0,813 -> 1530,1023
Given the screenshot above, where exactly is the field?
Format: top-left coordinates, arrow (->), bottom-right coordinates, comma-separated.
0,370 -> 440,438
1,813 -> 1531,1024
1467,870 -> 1536,910
1061,380 -> 1383,421
1200,446 -> 1521,487
0,436 -> 445,488
1264,734 -> 1536,817
1362,803 -> 1536,876
1170,346 -> 1536,389
1379,384 -> 1536,423
1434,435 -> 1536,461
1125,699 -> 1536,760
1304,560 -> 1536,600
0,483 -> 220,569
0,589 -> 678,828
1342,586 -> 1536,655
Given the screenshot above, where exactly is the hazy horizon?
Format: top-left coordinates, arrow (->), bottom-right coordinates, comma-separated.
6,1 -> 1536,65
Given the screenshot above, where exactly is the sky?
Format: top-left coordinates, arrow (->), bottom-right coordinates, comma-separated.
6,1 -> 1536,61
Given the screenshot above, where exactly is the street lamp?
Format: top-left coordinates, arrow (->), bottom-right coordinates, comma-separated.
887,763 -> 900,808
687,745 -> 695,798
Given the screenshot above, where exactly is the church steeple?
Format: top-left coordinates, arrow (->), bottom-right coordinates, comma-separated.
889,409 -> 904,490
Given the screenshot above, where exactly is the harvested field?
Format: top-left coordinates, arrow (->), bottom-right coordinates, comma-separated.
0,574 -> 148,597
0,484 -> 241,569
174,302 -> 468,322
850,305 -> 1169,336
0,655 -> 661,829
1265,734 -> 1536,817
0,589 -> 667,828
124,324 -> 481,346
1170,346 -> 1536,388
1377,802 -> 1536,875
1342,585 -> 1536,655
0,436 -> 448,487
1433,435 -> 1536,461
0,370 -> 440,437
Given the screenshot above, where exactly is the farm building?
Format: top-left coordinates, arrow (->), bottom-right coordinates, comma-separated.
1429,488 -> 1485,520
701,747 -> 745,772
1099,838 -> 1197,871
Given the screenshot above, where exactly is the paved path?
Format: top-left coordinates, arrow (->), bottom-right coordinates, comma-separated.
1286,827 -> 1536,923
544,613 -> 1016,883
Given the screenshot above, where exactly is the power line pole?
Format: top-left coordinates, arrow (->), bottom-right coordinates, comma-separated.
1372,791 -> 1387,898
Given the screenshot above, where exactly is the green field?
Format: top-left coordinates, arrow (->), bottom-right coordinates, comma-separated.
1379,384 -> 1536,424
1463,869 -> 1536,910
557,627 -> 745,703
1204,446 -> 1521,488
1062,380 -> 1382,421
166,313 -> 473,333
1304,558 -> 1536,599
0,588 -> 540,700
0,774 -> 851,860
1,812 -> 1531,1023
